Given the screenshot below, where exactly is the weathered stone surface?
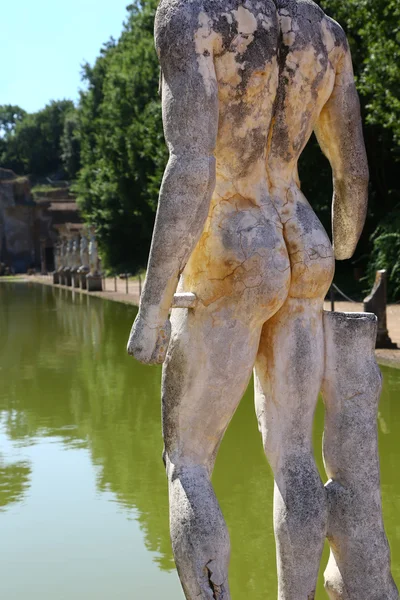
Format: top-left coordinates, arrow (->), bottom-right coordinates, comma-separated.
77,232 -> 90,289
0,169 -> 80,273
126,0 -> 396,598
88,229 -> 100,276
322,311 -> 398,599
78,232 -> 90,274
62,269 -> 72,287
0,170 -> 37,272
364,269 -> 398,349
71,272 -> 80,289
79,272 -> 87,290
86,274 -> 103,292
172,292 -> 198,309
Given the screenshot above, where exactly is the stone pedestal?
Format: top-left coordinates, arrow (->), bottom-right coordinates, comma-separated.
63,269 -> 72,287
322,311 -> 398,599
53,271 -> 60,285
79,272 -> 88,290
364,269 -> 397,349
86,274 -> 103,292
71,270 -> 80,288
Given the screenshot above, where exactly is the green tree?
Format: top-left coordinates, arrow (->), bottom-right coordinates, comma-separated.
1,100 -> 74,177
0,105 -> 26,139
74,0 -> 400,294
61,108 -> 81,179
321,0 -> 400,145
318,0 -> 400,299
0,105 -> 27,170
76,0 -> 167,272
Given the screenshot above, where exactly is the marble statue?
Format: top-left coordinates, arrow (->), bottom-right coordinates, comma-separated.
364,269 -> 398,349
88,229 -> 99,275
61,236 -> 73,286
61,238 -> 67,269
78,232 -> 90,273
72,236 -> 81,271
77,231 -> 90,289
69,235 -> 81,288
86,228 -> 103,291
53,240 -> 62,284
66,237 -> 74,269
127,1 -> 398,598
54,241 -> 60,272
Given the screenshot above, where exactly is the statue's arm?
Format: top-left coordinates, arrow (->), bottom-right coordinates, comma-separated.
127,3 -> 218,362
314,43 -> 369,260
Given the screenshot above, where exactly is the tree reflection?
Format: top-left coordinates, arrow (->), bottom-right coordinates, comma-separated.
0,457 -> 31,510
1,282 -> 399,592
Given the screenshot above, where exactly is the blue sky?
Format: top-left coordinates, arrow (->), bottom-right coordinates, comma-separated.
1,0 -> 130,113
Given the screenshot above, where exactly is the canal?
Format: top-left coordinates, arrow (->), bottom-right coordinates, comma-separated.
1,282 -> 399,598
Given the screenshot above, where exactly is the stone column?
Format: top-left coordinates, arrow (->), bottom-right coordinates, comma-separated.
363,269 -> 397,349
322,311 -> 398,600
86,229 -> 103,292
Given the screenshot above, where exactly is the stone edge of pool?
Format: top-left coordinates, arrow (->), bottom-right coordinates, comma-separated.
3,275 -> 400,370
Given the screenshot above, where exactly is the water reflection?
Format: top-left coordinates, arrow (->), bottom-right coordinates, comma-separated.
0,282 -> 399,597
0,457 -> 31,510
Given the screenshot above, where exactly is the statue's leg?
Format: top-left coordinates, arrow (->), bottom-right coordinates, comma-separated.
254,297 -> 327,600
162,306 -> 262,600
322,311 -> 399,600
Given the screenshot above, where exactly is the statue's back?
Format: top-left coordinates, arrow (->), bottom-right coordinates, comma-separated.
156,0 -> 348,186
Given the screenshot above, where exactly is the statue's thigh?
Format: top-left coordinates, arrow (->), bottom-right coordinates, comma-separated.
254,296 -> 325,466
162,306 -> 261,465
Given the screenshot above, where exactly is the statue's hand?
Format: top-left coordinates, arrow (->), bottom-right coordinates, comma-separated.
127,313 -> 171,364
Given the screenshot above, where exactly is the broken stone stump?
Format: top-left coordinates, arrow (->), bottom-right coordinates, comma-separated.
86,273 -> 102,292
363,269 -> 397,349
322,311 -> 398,600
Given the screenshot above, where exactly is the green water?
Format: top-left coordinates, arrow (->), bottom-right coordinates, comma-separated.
0,282 -> 399,599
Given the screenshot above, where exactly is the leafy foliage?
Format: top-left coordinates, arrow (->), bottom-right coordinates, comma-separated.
61,109 -> 81,179
0,105 -> 27,173
0,105 -> 27,139
366,210 -> 400,301
75,0 -> 166,272
0,100 -> 74,177
317,0 -> 400,298
321,0 -> 400,145
1,0 -> 400,295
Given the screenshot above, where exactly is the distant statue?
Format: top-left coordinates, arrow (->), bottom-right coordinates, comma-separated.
53,240 -> 62,283
61,238 -> 67,269
54,241 -> 60,272
127,1 -> 398,598
78,232 -> 90,272
65,237 -> 74,270
71,235 -> 80,271
88,229 -> 99,275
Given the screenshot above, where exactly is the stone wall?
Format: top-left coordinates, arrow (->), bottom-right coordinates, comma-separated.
0,169 -> 80,273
